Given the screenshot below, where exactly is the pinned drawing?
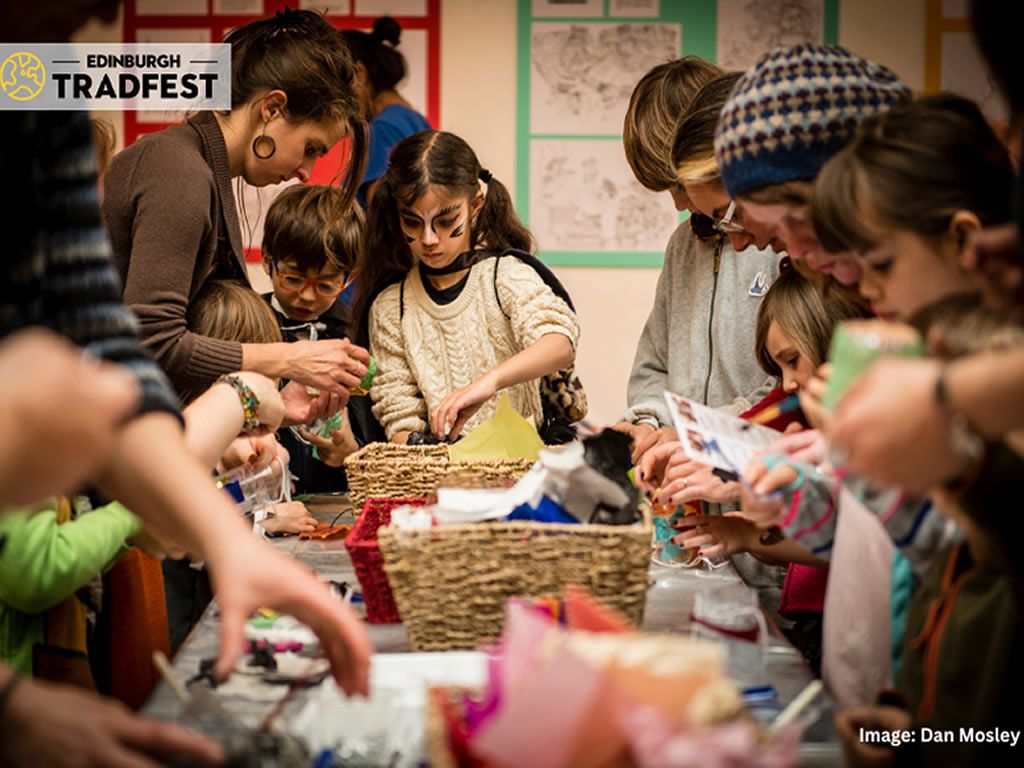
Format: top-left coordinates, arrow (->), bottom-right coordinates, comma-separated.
716,0 -> 823,71
530,22 -> 680,135
529,139 -> 678,253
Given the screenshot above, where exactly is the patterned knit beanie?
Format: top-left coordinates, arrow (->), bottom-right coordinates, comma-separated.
714,44 -> 911,199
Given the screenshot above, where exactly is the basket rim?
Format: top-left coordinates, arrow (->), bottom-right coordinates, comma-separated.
346,497 -> 430,549
378,510 -> 653,540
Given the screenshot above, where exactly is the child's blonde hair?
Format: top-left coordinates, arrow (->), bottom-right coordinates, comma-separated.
181,281 -> 282,402
623,57 -> 721,192
755,258 -> 870,377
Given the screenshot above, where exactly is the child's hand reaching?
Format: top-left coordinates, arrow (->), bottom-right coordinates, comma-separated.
261,501 -> 318,534
430,372 -> 499,440
298,420 -> 359,468
736,457 -> 800,529
220,431 -> 286,474
762,428 -> 827,466
799,363 -> 833,432
672,514 -> 760,559
280,381 -> 348,427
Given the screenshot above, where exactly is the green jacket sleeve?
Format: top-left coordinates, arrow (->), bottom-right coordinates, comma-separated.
0,503 -> 141,614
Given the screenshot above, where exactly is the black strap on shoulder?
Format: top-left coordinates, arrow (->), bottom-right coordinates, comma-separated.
492,248 -> 576,319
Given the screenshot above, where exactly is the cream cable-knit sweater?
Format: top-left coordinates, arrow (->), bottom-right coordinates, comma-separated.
368,255 -> 579,439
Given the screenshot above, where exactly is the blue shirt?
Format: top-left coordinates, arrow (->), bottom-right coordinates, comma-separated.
357,103 -> 431,209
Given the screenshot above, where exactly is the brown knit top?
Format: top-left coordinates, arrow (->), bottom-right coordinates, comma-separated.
103,111 -> 249,394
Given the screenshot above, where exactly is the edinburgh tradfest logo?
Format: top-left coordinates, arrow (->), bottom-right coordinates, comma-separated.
1,51 -> 46,101
0,43 -> 230,110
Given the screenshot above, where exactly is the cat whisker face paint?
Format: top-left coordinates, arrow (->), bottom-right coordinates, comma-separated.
397,186 -> 477,271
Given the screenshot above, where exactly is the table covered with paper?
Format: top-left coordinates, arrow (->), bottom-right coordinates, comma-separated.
143,394 -> 841,766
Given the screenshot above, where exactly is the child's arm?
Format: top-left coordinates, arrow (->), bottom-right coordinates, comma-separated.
182,372 -> 284,469
0,504 -> 141,614
622,247 -> 673,429
296,415 -> 359,468
673,514 -> 828,567
367,288 -> 429,440
740,457 -> 955,574
430,333 -> 574,440
431,258 -> 579,440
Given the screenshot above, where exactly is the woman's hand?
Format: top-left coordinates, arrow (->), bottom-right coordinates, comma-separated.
298,419 -> 359,468
284,339 -> 370,393
261,501 -> 318,534
632,426 -> 678,464
430,372 -> 499,441
0,675 -> 224,768
209,536 -> 371,695
659,460 -> 741,506
280,381 -> 347,427
672,514 -> 760,559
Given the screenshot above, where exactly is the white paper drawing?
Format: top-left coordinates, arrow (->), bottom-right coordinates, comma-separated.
716,0 -> 823,72
664,391 -> 781,477
529,139 -> 679,253
530,22 -> 680,134
532,0 -> 604,17
609,0 -> 659,18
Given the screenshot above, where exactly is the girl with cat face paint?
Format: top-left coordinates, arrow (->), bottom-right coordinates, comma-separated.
355,130 -> 580,443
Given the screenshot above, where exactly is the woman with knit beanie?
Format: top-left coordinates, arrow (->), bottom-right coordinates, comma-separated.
712,43 -> 911,286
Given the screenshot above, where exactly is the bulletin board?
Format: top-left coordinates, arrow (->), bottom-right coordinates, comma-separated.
516,0 -> 839,267
123,0 -> 441,260
924,0 -> 1005,123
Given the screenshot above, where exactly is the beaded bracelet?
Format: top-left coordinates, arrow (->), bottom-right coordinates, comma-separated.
218,374 -> 260,432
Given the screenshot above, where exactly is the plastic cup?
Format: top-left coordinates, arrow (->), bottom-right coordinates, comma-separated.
823,319 -> 923,411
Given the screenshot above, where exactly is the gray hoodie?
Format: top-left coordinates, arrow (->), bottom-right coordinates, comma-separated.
623,222 -> 786,622
623,221 -> 779,426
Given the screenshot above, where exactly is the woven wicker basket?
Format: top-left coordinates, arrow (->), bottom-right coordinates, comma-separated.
343,497 -> 428,624
378,512 -> 653,651
344,443 -> 534,509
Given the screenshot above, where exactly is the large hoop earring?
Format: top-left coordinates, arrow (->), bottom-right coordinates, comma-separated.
252,121 -> 276,160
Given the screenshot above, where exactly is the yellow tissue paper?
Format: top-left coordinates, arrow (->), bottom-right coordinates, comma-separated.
448,393 -> 545,462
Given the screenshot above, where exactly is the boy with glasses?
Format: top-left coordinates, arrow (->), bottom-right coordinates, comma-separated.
261,185 -> 370,493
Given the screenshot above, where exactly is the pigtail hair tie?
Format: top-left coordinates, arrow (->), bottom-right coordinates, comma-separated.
478,168 -> 493,183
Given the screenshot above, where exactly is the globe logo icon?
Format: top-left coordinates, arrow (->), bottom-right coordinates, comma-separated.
1,52 -> 46,101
